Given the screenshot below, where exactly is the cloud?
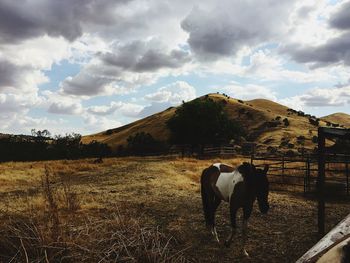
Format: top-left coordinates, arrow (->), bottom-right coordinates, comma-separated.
0,0 -> 82,43
0,59 -> 48,93
87,101 -> 143,117
145,81 -> 196,104
280,85 -> 350,110
83,114 -> 122,133
181,0 -> 293,60
0,93 -> 39,114
329,1 -> 350,30
61,40 -> 191,97
101,40 -> 191,72
59,69 -> 119,97
87,102 -> 123,116
0,0 -> 134,44
138,102 -> 173,118
281,32 -> 350,68
137,81 -> 196,118
216,82 -> 277,101
48,101 -> 83,115
280,1 -> 350,68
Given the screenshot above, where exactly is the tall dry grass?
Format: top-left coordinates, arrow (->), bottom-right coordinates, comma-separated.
0,164 -> 191,263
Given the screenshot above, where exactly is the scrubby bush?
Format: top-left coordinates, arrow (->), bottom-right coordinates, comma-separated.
309,118 -> 319,126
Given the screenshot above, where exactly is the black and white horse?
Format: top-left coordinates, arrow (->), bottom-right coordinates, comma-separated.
200,162 -> 269,256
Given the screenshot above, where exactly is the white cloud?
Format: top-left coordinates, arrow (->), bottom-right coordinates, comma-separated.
145,81 -> 196,104
217,82 -> 278,101
87,101 -> 143,118
83,114 -> 122,134
48,101 -> 83,115
280,85 -> 350,111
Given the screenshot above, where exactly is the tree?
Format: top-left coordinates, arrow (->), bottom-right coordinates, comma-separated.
127,132 -> 167,155
166,98 -> 244,147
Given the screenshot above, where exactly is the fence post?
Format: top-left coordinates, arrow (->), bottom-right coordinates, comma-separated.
346,162 -> 349,196
307,157 -> 311,192
304,157 -> 308,194
317,128 -> 325,237
282,155 -> 285,183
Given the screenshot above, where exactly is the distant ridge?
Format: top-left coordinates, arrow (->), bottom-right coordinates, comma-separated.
83,93 -> 349,153
321,113 -> 350,128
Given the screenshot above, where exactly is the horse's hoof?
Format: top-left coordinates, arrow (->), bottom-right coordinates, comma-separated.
224,240 -> 231,248
243,249 -> 249,257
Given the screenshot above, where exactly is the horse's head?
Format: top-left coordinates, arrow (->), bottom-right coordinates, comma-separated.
238,162 -> 270,214
255,164 -> 270,214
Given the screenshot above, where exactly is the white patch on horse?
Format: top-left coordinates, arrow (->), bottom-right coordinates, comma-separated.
215,169 -> 243,202
213,163 -> 221,169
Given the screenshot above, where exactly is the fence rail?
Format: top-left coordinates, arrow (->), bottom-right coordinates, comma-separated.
251,153 -> 350,194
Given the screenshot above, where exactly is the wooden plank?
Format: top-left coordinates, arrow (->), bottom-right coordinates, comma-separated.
296,213 -> 350,263
318,127 -> 326,237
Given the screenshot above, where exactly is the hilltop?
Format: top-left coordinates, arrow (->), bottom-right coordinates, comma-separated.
83,93 -> 350,154
321,113 -> 350,128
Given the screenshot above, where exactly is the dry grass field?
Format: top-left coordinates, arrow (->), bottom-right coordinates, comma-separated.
1,156 -> 350,262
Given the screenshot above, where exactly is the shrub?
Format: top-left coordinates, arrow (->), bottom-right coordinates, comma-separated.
283,118 -> 290,126
105,129 -> 113,135
309,118 -> 319,126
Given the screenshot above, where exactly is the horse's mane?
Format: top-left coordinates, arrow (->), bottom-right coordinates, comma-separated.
237,162 -> 256,184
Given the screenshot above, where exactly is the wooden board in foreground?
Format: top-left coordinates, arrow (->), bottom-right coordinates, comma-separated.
296,213 -> 350,262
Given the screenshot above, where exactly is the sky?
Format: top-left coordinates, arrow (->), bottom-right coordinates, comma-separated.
1,0 -> 350,136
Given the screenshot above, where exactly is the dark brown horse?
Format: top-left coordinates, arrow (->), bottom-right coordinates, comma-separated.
200,162 -> 269,256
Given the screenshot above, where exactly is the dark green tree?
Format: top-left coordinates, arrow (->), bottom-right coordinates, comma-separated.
127,132 -> 167,155
166,98 -> 244,147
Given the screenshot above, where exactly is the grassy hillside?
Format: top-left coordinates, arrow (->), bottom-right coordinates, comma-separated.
321,112 -> 350,128
83,94 -> 349,153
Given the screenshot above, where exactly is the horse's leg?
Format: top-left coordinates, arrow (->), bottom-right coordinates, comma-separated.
201,184 -> 221,242
210,197 -> 221,243
242,204 -> 253,257
242,220 -> 249,257
224,200 -> 238,247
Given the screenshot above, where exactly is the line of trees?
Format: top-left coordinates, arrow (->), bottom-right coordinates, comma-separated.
0,130 -> 111,162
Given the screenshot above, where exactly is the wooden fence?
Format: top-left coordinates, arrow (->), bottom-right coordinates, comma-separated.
251,154 -> 350,194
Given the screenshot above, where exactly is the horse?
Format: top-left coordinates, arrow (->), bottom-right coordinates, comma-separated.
200,162 -> 269,256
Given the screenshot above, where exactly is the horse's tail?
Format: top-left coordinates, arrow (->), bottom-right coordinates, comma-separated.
201,168 -> 211,227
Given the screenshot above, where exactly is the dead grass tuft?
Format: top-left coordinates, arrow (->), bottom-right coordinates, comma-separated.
0,212 -> 190,263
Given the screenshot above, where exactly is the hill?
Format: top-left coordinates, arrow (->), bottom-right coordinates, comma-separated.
321,113 -> 350,128
82,93 -> 345,154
